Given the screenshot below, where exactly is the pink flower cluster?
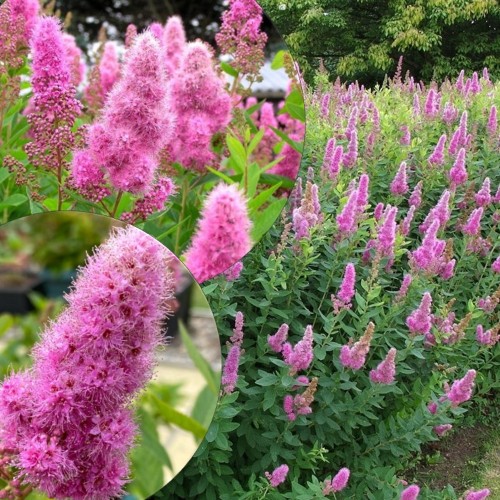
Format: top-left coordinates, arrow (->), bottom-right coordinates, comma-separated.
222,312 -> 245,394
331,263 -> 356,314
184,184 -> 252,283
265,464 -> 288,487
339,323 -> 374,370
281,325 -> 314,375
406,292 -> 433,337
0,226 -> 174,498
369,348 -> 397,384
323,467 -> 350,495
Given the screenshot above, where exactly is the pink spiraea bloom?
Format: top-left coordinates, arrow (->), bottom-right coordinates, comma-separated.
374,202 -> 385,220
231,311 -> 245,345
322,138 -> 336,172
424,88 -> 439,117
268,324 -> 289,353
419,190 -> 451,233
412,93 -> 420,116
390,161 -> 409,195
400,125 -> 411,145
169,41 -> 232,171
406,292 -> 433,336
409,181 -> 423,209
73,32 -> 172,197
356,173 -> 370,217
336,187 -> 359,237
281,325 -> 314,375
465,489 -> 491,500
329,144 -> 344,180
475,177 -> 491,207
445,369 -> 476,406
125,23 -> 137,48
0,226 -> 174,499
265,464 -> 289,487
477,295 -> 498,314
462,207 -> 483,236
321,93 -> 331,117
293,181 -> 321,240
216,0 -> 267,78
395,273 -> 412,301
149,22 -> 163,40
449,147 -> 468,187
400,205 -> 416,236
442,102 -> 458,125
339,323 -> 374,370
400,484 -> 420,500
433,424 -> 453,436
222,344 -> 241,394
428,134 -> 447,166
99,42 -> 121,97
0,0 -> 39,59
476,325 -> 498,346
342,128 -> 358,168
120,177 -> 176,224
62,33 -> 86,87
323,467 -> 350,495
448,127 -> 461,156
162,16 -> 186,78
255,102 -> 278,163
25,17 -> 82,173
184,184 -> 252,283
338,263 -> 356,303
376,206 -> 398,266
283,378 -> 317,421
487,105 -> 497,137
370,348 -> 397,384
492,256 -> 500,273
456,69 -> 465,91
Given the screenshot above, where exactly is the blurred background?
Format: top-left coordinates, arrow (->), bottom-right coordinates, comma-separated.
0,213 -> 221,499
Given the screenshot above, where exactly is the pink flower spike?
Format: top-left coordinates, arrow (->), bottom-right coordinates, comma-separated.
406,292 -> 433,336
390,161 -> 409,195
492,256 -> 500,273
268,324 -> 289,353
370,348 -> 397,384
449,148 -> 468,187
462,207 -> 483,236
400,484 -> 420,500
465,489 -> 491,500
163,16 -> 186,77
184,184 -> 252,283
428,134 -> 446,166
337,263 -> 356,304
282,325 -> 314,375
265,464 -> 289,487
324,467 -> 350,493
396,273 -> 412,301
374,202 -> 385,220
222,345 -> 241,394
337,187 -> 359,237
231,312 -> 244,346
475,177 -> 491,207
409,181 -> 423,209
322,138 -> 336,171
487,105 -> 497,137
446,369 -> 476,406
433,424 -> 452,436
329,145 -> 344,180
356,173 -> 370,216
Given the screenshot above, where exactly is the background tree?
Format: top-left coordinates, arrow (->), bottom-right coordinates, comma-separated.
49,0 -> 282,52
259,0 -> 500,86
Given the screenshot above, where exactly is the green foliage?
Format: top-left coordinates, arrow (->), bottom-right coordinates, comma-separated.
154,71 -> 499,498
259,0 -> 500,85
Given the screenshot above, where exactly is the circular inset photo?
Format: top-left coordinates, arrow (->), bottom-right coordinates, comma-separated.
0,0 -> 305,282
0,213 -> 221,499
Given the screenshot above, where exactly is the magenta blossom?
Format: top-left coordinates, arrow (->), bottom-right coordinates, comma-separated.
265,464 -> 289,487
370,348 -> 397,384
406,292 -> 433,336
268,324 -> 289,353
323,467 -> 350,495
400,484 -> 420,500
390,161 -> 409,195
446,369 -> 476,406
281,325 -> 314,375
465,489 -> 491,500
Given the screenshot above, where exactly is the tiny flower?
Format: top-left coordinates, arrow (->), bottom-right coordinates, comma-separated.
449,148 -> 468,187
374,202 -> 385,220
337,263 -> 356,304
462,207 -> 483,236
282,325 -> 314,375
428,134 -> 447,166
265,464 -> 289,487
487,105 -> 497,137
409,181 -> 423,209
475,178 -> 491,207
222,345 -> 241,394
339,322 -> 374,370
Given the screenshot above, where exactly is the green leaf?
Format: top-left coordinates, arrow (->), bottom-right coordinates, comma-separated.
220,61 -> 239,78
0,193 -> 27,209
246,162 -> 261,198
270,126 -> 304,153
271,50 -> 286,70
226,135 -> 247,173
149,394 -> 207,440
0,314 -> 14,337
248,182 -> 283,212
206,167 -> 236,185
179,321 -> 219,395
251,198 -> 287,243
247,127 -> 265,157
280,88 -> 305,122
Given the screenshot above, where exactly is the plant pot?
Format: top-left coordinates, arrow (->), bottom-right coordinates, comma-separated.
163,277 -> 193,338
39,268 -> 78,299
0,269 -> 44,314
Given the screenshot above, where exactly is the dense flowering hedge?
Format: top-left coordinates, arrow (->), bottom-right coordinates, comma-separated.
157,67 -> 499,499
0,0 -> 305,282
